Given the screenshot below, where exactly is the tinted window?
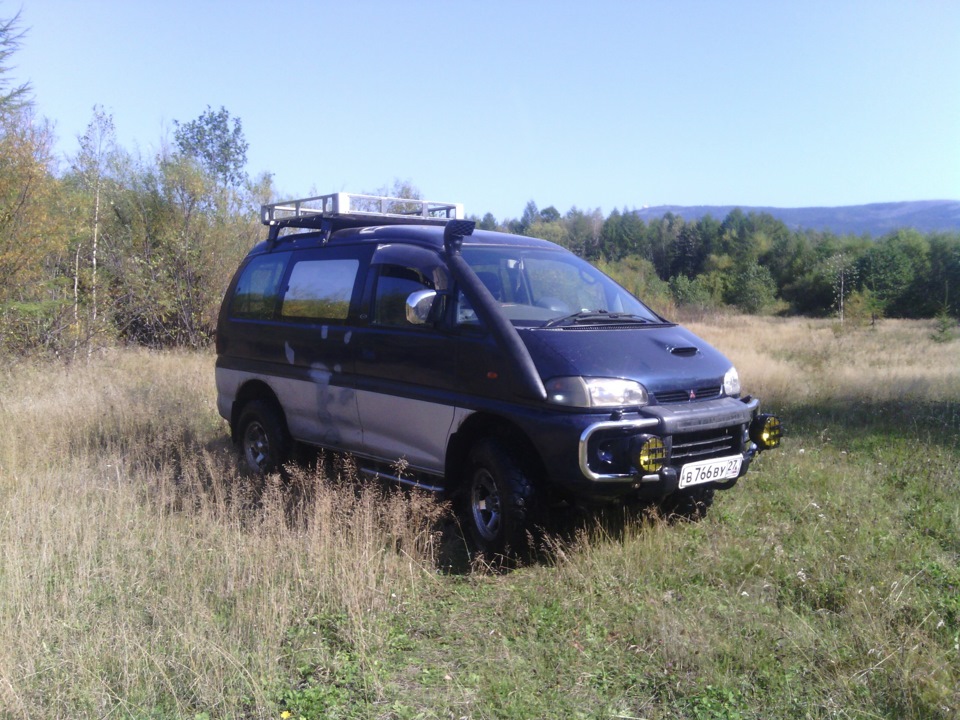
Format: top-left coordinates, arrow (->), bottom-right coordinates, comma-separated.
373,265 -> 433,326
230,252 -> 290,319
281,258 -> 360,321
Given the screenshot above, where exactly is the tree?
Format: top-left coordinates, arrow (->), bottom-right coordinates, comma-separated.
597,254 -> 673,315
362,179 -> 424,215
477,212 -> 498,231
695,215 -> 723,262
881,229 -> 931,317
825,252 -> 859,324
726,264 -> 777,314
0,108 -> 62,349
598,208 -> 626,261
855,241 -> 914,317
931,294 -> 956,343
0,11 -> 29,114
539,205 -> 561,223
765,227 -> 813,294
671,223 -> 703,278
0,10 -> 82,356
0,10 -> 55,299
927,233 -> 960,316
99,138 -> 260,350
370,178 -> 421,200
670,273 -> 716,314
514,200 -> 539,234
173,105 -> 248,187
564,207 -> 604,258
844,288 -> 884,326
71,106 -> 117,353
525,218 -> 570,247
619,211 -> 649,259
647,213 -> 683,279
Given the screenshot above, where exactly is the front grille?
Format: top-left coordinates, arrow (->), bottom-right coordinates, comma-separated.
655,385 -> 722,404
670,426 -> 741,464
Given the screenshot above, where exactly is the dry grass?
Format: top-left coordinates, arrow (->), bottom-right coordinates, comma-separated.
0,349 -> 449,717
686,315 -> 960,407
0,319 -> 957,718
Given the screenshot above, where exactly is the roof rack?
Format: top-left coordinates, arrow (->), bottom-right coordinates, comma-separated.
261,192 -> 464,231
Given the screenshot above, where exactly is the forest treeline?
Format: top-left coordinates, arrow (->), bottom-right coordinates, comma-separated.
482,200 -> 960,323
0,14 -> 957,358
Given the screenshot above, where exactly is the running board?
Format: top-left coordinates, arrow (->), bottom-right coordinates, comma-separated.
359,467 -> 445,493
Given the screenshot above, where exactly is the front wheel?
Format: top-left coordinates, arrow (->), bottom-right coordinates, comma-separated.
236,400 -> 290,475
462,438 -> 535,556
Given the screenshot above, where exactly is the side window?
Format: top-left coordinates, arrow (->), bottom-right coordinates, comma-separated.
456,290 -> 480,325
372,264 -> 433,326
280,258 -> 360,321
230,252 -> 290,320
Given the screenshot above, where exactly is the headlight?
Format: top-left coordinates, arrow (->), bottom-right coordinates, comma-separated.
723,367 -> 741,397
546,376 -> 649,408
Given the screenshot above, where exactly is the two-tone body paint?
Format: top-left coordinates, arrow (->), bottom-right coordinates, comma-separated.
216,225 -> 763,501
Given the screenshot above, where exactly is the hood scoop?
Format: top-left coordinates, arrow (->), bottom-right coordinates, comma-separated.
668,345 -> 699,357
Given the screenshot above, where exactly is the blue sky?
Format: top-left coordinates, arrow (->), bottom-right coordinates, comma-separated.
15,0 -> 960,222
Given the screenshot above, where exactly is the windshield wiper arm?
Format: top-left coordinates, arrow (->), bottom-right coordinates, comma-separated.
543,310 -> 653,328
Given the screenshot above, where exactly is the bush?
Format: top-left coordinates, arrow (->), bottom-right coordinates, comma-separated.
597,254 -> 674,316
726,264 -> 777,314
931,306 -> 957,343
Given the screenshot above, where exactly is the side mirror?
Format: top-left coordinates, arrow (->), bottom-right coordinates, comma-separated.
405,289 -> 437,325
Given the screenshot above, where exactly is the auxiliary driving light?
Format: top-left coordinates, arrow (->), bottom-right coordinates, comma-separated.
634,435 -> 667,473
750,414 -> 783,450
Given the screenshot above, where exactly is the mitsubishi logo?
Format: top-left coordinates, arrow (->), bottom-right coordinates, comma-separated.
689,389 -> 697,400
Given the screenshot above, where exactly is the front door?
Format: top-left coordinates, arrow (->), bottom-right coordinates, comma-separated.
353,245 -> 458,475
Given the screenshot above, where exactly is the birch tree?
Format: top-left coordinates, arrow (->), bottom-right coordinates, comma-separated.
72,105 -> 117,354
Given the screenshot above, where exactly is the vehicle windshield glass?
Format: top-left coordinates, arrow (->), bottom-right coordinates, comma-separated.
458,247 -> 664,327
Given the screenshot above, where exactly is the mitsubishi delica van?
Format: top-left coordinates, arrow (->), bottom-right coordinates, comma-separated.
215,193 -> 782,553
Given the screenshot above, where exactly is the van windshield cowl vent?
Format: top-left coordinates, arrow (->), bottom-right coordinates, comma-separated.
669,346 -> 699,357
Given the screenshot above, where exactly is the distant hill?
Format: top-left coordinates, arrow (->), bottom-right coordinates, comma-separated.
631,200 -> 960,236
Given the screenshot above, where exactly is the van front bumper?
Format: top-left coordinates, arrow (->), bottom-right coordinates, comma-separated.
577,396 -> 763,486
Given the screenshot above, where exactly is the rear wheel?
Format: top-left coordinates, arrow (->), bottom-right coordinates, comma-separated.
236,400 -> 290,474
463,438 -> 535,556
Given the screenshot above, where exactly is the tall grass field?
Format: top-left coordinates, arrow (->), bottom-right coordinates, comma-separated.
0,317 -> 957,719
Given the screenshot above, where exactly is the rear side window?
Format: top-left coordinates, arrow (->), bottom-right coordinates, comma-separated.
230,252 -> 290,319
281,258 -> 360,321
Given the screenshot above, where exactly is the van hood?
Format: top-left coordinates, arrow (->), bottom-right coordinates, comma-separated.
519,324 -> 734,395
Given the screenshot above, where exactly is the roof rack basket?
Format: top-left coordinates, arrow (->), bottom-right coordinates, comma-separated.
262,192 -> 464,231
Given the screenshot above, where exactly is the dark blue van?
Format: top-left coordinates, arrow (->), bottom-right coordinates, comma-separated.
215,193 -> 781,553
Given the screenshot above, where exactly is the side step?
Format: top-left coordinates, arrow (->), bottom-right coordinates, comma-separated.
358,466 -> 445,494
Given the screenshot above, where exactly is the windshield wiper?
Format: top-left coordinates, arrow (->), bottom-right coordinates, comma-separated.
543,310 -> 653,328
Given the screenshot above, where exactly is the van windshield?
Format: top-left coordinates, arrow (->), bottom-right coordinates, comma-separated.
459,247 -> 664,327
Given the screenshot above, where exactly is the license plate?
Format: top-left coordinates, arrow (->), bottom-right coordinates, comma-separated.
678,455 -> 743,489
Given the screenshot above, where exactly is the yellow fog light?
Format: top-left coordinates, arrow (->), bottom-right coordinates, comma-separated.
750,414 -> 783,449
635,436 -> 667,473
